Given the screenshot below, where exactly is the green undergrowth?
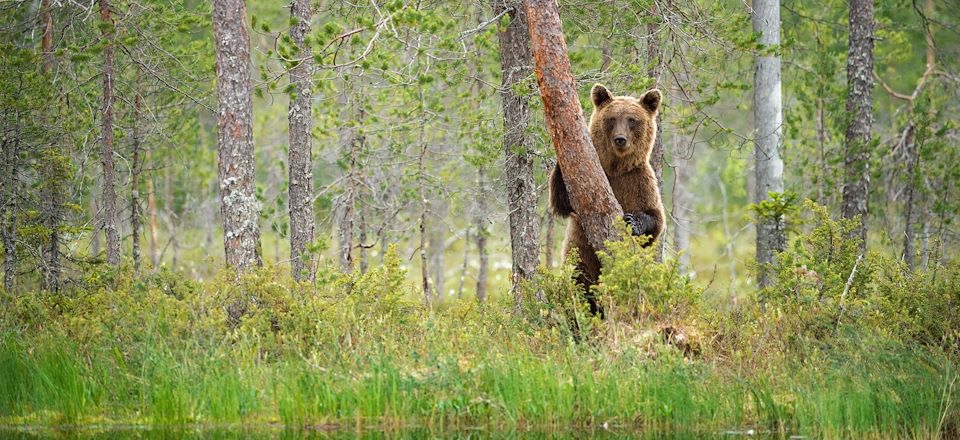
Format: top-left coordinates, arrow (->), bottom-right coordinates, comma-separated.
1,205 -> 958,438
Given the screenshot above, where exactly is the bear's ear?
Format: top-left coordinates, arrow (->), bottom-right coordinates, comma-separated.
592,84 -> 613,108
640,89 -> 662,113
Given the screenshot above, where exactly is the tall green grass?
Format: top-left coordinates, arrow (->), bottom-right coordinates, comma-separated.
1,331 -> 955,438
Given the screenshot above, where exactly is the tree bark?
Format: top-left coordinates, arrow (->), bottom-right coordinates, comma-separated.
495,0 -> 539,307
39,0 -> 62,290
902,123 -> 918,270
525,0 -> 622,251
647,1 -> 666,262
841,0 -> 874,252
131,65 -> 143,274
2,108 -> 19,293
337,93 -> 357,274
212,0 -> 262,272
417,89 -> 431,304
289,0 -> 315,281
100,0 -> 121,266
146,149 -> 159,269
752,0 -> 786,288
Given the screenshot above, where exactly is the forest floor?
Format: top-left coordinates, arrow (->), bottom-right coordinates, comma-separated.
2,211 -> 958,439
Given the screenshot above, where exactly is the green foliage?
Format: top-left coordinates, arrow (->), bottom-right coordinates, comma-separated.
595,223 -> 702,326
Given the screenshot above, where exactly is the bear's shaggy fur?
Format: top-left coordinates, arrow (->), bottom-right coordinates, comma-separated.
549,84 -> 665,314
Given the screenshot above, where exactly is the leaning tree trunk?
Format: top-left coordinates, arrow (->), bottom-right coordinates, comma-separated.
288,0 -> 315,281
495,0 -> 540,308
212,0 -> 262,272
525,0 -> 622,250
752,0 -> 786,288
100,0 -> 121,267
841,0 -> 875,252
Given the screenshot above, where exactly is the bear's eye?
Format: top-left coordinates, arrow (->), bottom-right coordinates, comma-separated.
605,117 -> 616,130
627,118 -> 638,130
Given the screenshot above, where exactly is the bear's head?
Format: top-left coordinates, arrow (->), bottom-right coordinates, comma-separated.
588,84 -> 661,176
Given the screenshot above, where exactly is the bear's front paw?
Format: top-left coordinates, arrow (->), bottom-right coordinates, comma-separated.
624,212 -> 657,238
622,213 -> 642,237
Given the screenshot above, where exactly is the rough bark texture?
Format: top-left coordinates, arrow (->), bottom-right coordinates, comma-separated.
212,0 -> 262,272
646,2 -> 666,262
337,90 -> 363,274
525,0 -> 622,251
417,89 -> 431,304
100,0 -> 121,266
2,108 -> 19,293
39,0 -> 62,290
752,0 -> 786,288
131,67 -> 143,274
841,0 -> 874,251
495,0 -> 540,306
288,0 -> 315,281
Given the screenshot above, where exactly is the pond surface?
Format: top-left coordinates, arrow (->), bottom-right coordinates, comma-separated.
0,426 -> 786,439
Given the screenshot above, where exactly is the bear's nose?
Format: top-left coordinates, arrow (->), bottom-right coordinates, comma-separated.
613,136 -> 628,148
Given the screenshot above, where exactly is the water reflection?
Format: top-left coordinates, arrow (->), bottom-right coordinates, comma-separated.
1,427 -> 729,439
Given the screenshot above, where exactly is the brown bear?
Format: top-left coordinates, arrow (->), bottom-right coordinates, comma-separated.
549,84 -> 665,315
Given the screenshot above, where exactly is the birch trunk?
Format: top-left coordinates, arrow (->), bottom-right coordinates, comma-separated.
752,0 -> 786,288
841,0 -> 875,251
212,0 -> 262,272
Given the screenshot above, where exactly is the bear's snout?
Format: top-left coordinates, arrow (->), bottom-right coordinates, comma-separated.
613,135 -> 628,148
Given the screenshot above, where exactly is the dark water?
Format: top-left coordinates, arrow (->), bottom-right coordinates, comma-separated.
0,427 -> 752,439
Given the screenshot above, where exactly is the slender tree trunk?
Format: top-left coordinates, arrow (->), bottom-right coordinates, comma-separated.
752,0 -> 786,288
146,150 -> 159,269
495,0 -> 539,307
841,0 -> 875,252
90,191 -> 101,257
647,1 -> 666,262
358,203 -> 368,273
100,0 -> 120,266
2,110 -> 18,293
475,166 -> 489,303
165,155 -> 179,268
131,66 -> 144,275
39,0 -> 62,290
418,89 -> 431,304
672,133 -> 695,274
212,0 -> 262,272
337,101 -> 357,273
544,207 -> 554,268
288,0 -> 315,281
816,97 -> 827,204
525,0 -> 623,250
902,123 -> 918,269
457,229 -> 470,299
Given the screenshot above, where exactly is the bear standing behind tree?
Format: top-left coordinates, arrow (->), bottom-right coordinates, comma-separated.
549,84 -> 665,315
